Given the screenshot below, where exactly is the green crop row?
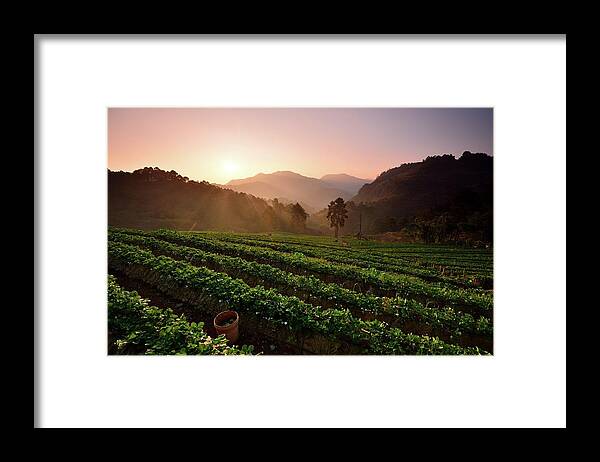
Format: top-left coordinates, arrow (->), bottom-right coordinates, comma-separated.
107,241 -> 488,355
217,232 -> 493,264
252,235 -> 493,275
126,229 -> 493,312
109,231 -> 492,340
112,227 -> 492,271
201,232 -> 489,287
108,275 -> 254,355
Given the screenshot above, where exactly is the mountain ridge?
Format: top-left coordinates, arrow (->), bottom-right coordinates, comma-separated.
225,171 -> 369,210
108,152 -> 493,244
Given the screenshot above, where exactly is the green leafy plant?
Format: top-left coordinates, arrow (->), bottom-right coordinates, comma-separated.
108,275 -> 253,355
108,239 -> 489,355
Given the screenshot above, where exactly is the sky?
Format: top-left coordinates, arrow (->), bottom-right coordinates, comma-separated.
108,108 -> 493,184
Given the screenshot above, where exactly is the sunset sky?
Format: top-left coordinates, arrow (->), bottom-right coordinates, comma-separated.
108,108 -> 493,184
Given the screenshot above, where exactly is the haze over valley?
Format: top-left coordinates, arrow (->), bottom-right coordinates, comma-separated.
222,171 -> 371,211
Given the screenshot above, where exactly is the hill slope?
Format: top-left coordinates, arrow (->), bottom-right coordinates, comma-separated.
353,151 -> 492,209
108,167 -> 311,232
311,152 -> 493,243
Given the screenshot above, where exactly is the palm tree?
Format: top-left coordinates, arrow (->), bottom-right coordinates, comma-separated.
326,197 -> 348,240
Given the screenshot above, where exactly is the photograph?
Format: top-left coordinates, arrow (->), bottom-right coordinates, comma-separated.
107,107 -> 494,356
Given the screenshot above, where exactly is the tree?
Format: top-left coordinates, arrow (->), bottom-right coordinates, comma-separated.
271,198 -> 285,213
414,217 -> 434,243
261,206 -> 278,230
290,203 -> 308,231
326,197 -> 348,240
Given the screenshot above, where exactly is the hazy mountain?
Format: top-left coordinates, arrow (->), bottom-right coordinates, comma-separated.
225,171 -> 355,210
108,155 -> 493,243
320,173 -> 370,196
221,180 -> 284,200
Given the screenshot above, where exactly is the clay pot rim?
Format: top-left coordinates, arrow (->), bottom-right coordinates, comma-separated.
214,310 -> 239,329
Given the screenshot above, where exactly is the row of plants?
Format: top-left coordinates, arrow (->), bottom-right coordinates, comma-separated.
108,275 -> 254,355
202,232 -> 489,287
109,231 -> 492,340
244,234 -> 494,276
235,232 -> 492,257
126,229 -> 493,312
107,241 -> 488,355
112,227 -> 492,274
224,232 -> 494,263
374,252 -> 493,271
365,246 -> 493,267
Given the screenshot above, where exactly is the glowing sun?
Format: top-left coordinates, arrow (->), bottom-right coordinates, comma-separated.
222,160 -> 240,175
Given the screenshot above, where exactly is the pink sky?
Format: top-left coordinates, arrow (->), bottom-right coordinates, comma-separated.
108,108 -> 493,184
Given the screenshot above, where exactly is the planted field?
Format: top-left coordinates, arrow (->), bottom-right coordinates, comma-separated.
108,228 -> 493,355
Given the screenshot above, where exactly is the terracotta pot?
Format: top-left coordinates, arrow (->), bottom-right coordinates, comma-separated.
214,310 -> 240,343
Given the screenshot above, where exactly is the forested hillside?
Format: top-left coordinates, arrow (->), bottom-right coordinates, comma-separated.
108,167 -> 310,233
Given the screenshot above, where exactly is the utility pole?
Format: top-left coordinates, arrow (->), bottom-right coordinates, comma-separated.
358,211 -> 362,239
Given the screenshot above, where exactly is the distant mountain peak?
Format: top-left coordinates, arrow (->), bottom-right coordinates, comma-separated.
226,170 -> 306,185
272,170 -> 300,176
322,173 -> 355,179
319,173 -> 371,198
224,170 -> 358,210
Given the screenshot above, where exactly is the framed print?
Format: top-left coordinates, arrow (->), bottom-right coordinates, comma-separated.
35,34 -> 566,428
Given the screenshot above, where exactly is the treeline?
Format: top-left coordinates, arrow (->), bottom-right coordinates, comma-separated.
309,196 -> 492,246
264,199 -> 309,231
343,190 -> 492,245
108,167 -> 309,233
399,188 -> 493,245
